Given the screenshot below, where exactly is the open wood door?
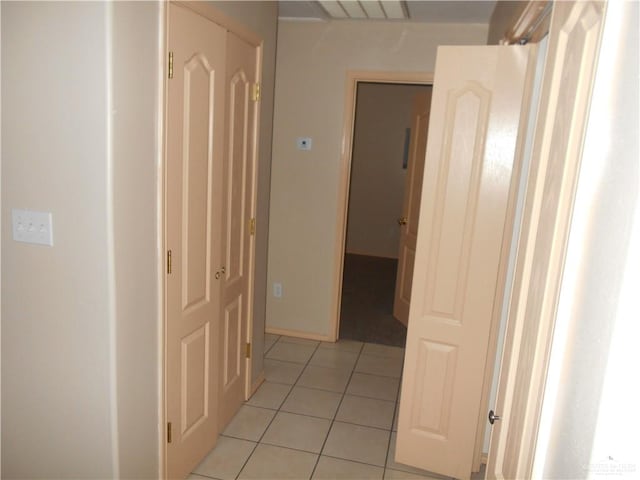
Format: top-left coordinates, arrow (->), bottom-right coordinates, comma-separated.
486,2 -> 606,478
393,89 -> 432,326
218,31 -> 260,431
396,45 -> 536,479
165,3 -> 226,478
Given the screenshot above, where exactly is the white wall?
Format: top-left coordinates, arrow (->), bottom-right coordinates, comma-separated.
111,2 -> 162,477
267,20 -> 488,338
533,1 -> 640,476
1,2 -> 163,477
209,0 -> 279,382
346,83 -> 429,259
1,2 -> 116,476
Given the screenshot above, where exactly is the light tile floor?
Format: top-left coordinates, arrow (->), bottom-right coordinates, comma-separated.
191,334 -> 485,480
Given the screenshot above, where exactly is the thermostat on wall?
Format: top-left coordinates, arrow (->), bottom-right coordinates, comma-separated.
296,137 -> 312,150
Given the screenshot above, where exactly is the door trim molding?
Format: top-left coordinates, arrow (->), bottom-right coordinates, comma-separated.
331,70 -> 434,344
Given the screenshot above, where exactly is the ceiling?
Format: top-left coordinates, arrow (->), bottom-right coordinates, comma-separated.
278,1 -> 497,23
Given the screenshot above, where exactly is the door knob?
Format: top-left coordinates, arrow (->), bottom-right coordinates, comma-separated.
488,410 -> 501,425
397,216 -> 408,226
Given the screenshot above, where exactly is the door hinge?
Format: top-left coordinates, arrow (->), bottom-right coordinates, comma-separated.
251,82 -> 261,102
168,51 -> 174,79
167,422 -> 172,443
245,342 -> 251,359
249,218 -> 256,236
167,249 -> 172,274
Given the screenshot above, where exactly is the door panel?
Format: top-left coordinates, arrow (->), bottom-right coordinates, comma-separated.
486,3 -> 606,478
218,32 -> 259,430
396,45 -> 535,480
393,90 -> 432,325
182,54 -> 214,312
166,4 -> 226,479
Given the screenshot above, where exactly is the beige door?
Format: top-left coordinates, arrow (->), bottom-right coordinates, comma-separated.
393,89 -> 432,326
486,3 -> 606,478
396,45 -> 535,480
165,4 -> 226,479
218,31 -> 259,430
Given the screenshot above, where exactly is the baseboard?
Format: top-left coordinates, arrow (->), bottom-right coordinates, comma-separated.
265,326 -> 334,342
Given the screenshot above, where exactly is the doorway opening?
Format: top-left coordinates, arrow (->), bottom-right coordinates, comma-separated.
334,76 -> 433,346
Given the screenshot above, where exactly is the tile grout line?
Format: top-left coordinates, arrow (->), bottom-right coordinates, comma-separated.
385,357 -> 405,477
234,337 -> 324,480
230,333 -> 283,480
225,337 -> 405,480
308,341 -> 366,479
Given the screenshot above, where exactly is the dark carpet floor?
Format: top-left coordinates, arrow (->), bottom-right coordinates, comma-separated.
339,253 -> 407,347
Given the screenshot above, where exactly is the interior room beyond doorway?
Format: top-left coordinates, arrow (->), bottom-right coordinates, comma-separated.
339,82 -> 432,347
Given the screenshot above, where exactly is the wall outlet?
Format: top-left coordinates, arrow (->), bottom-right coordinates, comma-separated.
12,208 -> 54,246
273,282 -> 283,298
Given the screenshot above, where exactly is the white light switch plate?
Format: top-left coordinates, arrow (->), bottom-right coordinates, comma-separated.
12,208 -> 54,246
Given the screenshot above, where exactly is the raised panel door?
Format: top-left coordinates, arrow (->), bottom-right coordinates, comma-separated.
393,89 -> 432,325
218,31 -> 259,430
165,4 -> 226,478
396,45 -> 535,480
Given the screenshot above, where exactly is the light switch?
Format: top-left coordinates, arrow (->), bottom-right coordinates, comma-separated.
296,137 -> 312,150
12,208 -> 54,246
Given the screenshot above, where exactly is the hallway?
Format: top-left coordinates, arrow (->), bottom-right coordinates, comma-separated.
190,334 -> 485,480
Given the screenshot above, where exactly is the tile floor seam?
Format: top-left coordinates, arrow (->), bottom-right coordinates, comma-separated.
384,401 -> 402,472
236,339 -> 324,480
341,392 -> 397,404
190,473 -> 221,480
309,342 -> 364,479
232,427 -> 267,479
278,407 -> 340,422
330,418 -> 395,433
259,439 -> 326,456
197,339 -> 412,480
320,452 -> 388,469
277,340 -> 323,407
263,334 -> 280,355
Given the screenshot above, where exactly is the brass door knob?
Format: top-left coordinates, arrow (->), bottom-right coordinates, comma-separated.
397,216 -> 408,226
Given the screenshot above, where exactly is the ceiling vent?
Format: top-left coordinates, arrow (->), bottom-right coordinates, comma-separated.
317,1 -> 409,20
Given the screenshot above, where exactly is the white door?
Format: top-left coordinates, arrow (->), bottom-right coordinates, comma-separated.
165,4 -> 226,478
396,45 -> 535,480
393,89 -> 432,326
486,2 -> 606,478
218,31 -> 260,431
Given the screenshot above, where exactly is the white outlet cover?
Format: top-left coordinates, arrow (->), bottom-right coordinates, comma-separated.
296,137 -> 312,150
12,208 -> 54,246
